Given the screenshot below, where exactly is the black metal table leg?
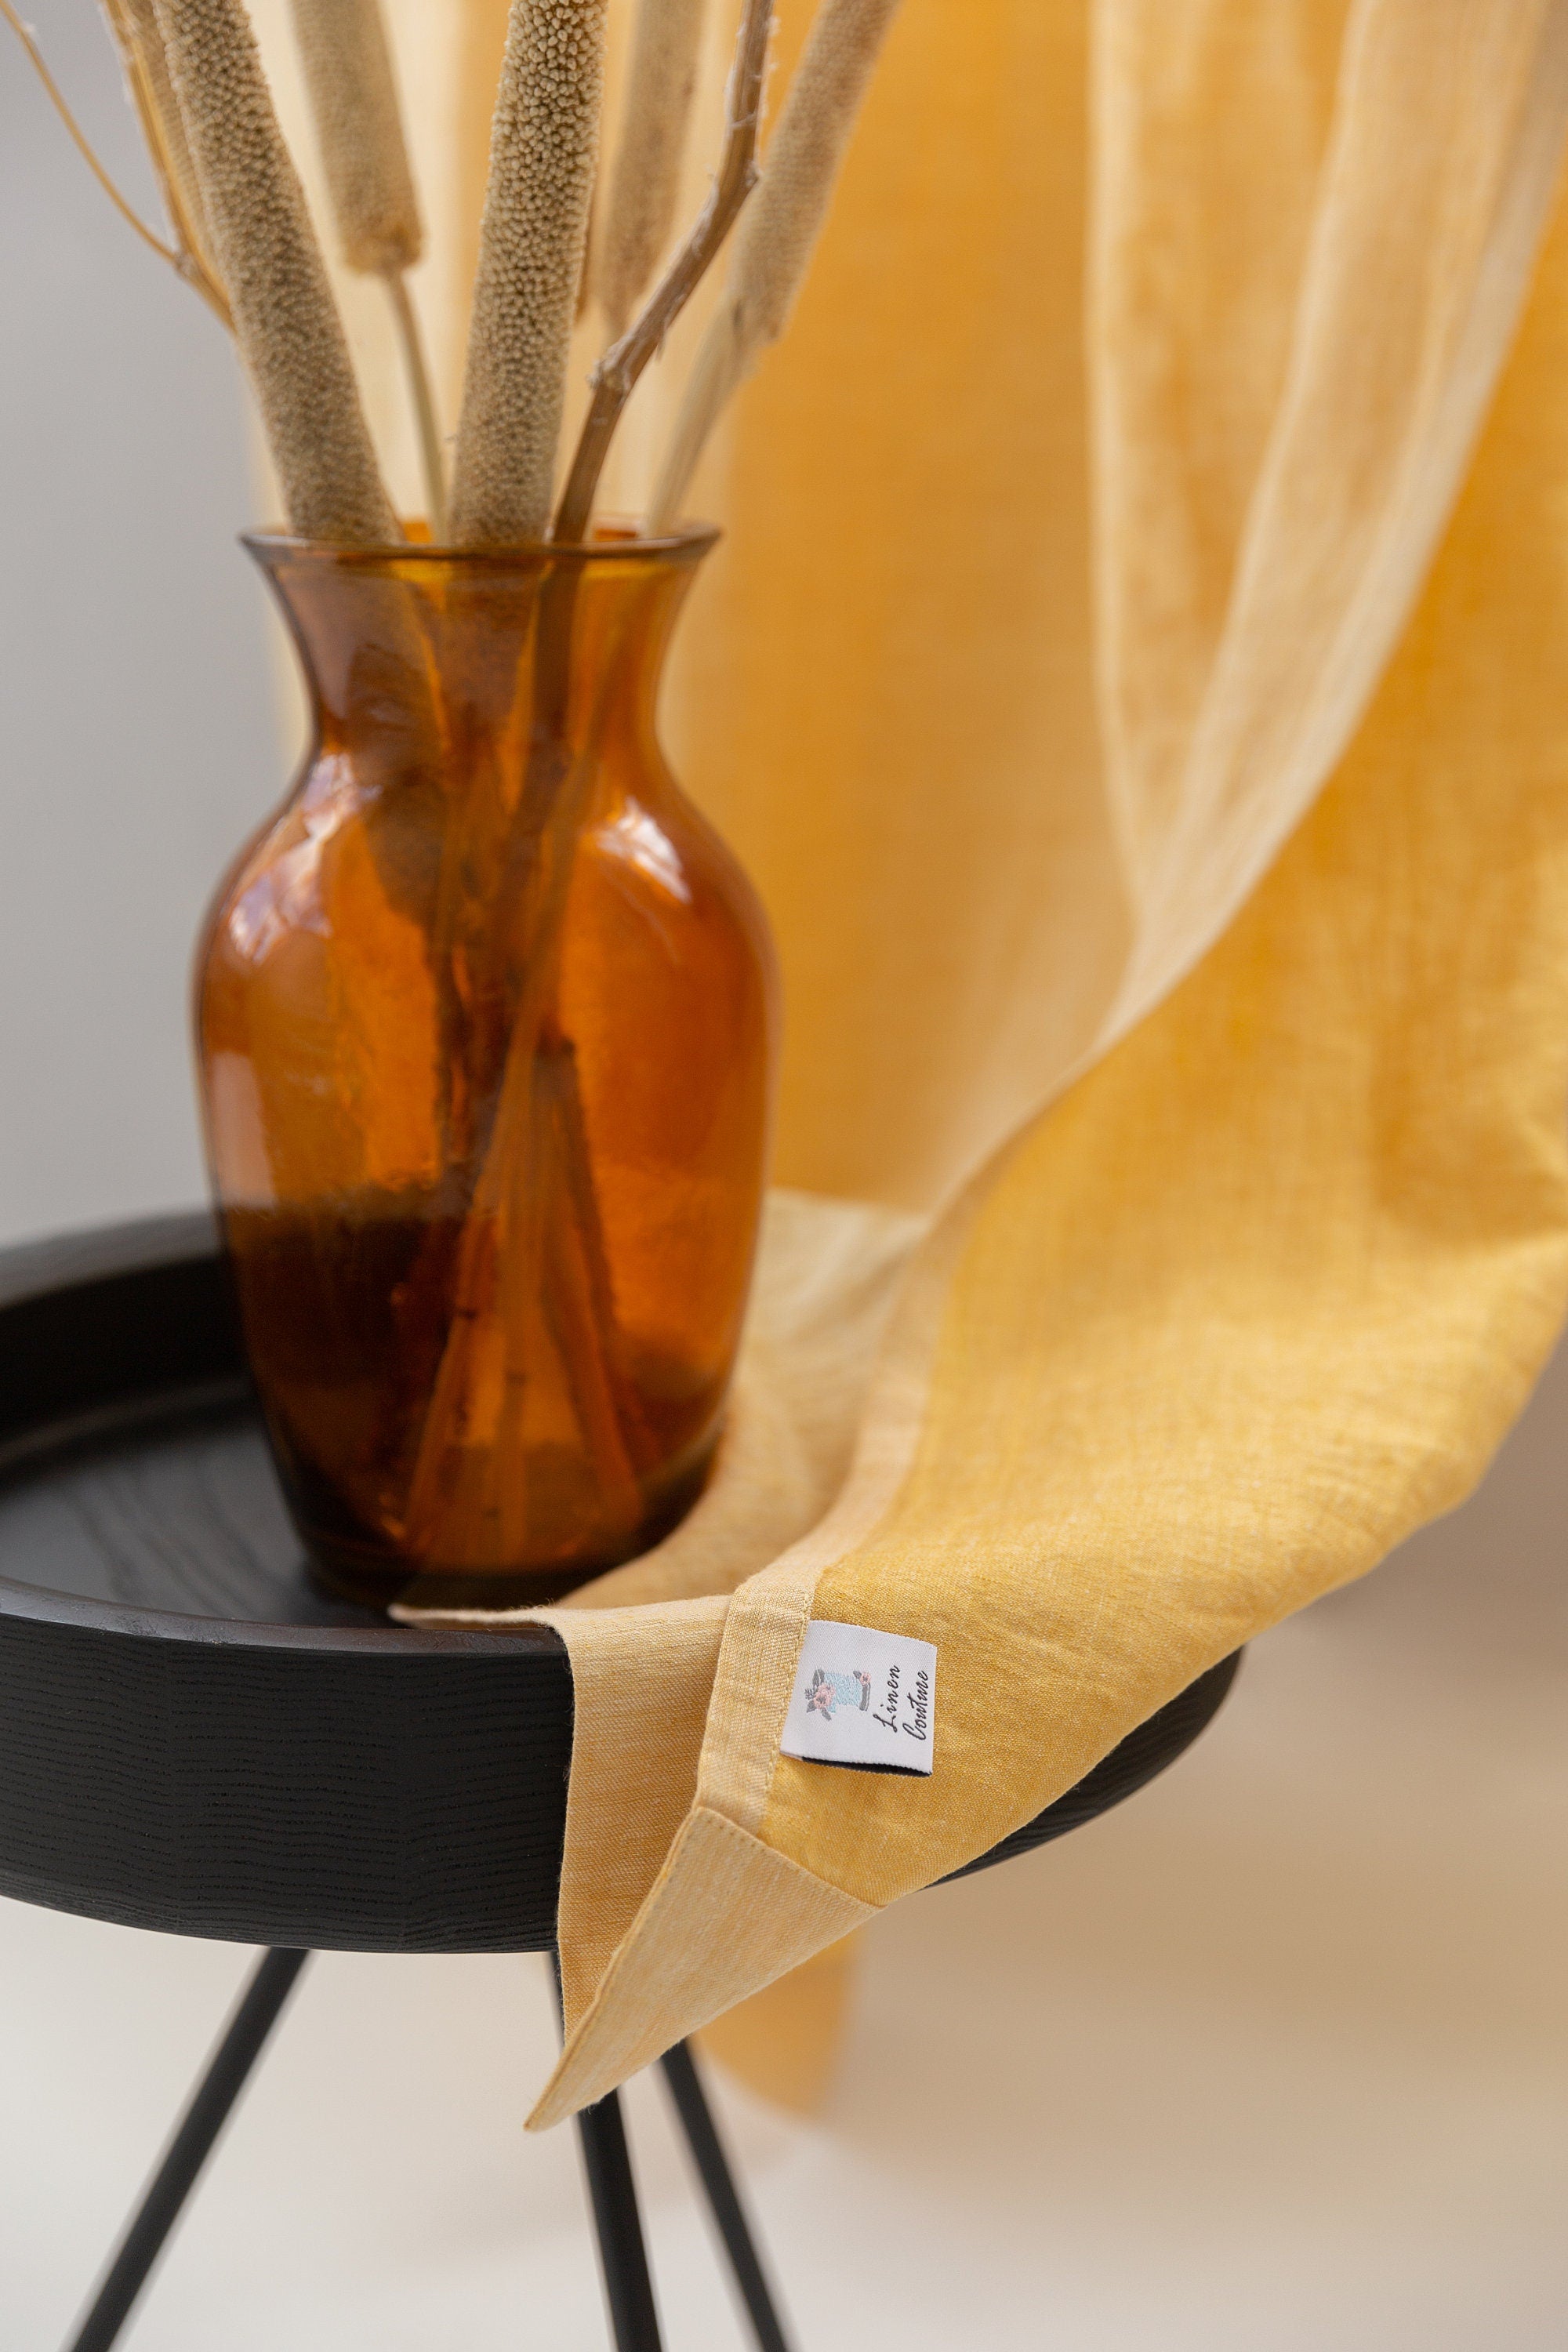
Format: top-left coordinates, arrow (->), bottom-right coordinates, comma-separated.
574,2085 -> 666,2352
551,1953 -> 665,2352
64,1946 -> 310,2352
659,2042 -> 793,2352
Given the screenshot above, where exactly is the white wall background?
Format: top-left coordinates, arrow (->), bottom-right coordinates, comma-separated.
2,9 -> 1566,2350
0,0 -> 278,1248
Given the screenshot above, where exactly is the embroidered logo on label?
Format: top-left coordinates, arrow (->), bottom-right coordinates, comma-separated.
780,1619 -> 936,1774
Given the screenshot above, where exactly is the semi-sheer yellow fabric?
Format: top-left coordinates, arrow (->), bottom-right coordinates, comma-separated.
262,0 -> 1568,2124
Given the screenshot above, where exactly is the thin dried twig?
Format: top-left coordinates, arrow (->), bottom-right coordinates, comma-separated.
554,0 -> 773,544
288,0 -> 447,533
649,0 -> 901,528
154,0 -> 397,544
2,0 -> 230,319
449,0 -> 612,546
592,0 -> 708,336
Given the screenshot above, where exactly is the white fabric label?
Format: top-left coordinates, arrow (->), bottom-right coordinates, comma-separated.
779,1619 -> 937,1773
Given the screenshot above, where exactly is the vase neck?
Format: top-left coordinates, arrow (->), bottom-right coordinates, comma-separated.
246,534 -> 712,776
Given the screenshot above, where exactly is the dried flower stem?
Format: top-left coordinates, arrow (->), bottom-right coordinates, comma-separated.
449,0 -> 612,546
384,268 -> 448,538
154,0 -> 397,544
3,0 -> 227,321
649,0 -> 902,528
575,165 -> 599,320
554,0 -> 773,544
288,0 -> 447,533
593,0 -> 708,336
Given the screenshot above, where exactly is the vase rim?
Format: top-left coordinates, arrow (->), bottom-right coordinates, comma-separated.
241,517 -> 719,570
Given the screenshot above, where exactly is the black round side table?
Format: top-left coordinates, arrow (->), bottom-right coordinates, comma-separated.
0,1215 -> 1240,2352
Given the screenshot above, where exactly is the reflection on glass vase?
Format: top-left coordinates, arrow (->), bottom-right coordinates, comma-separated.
197,526 -> 778,1609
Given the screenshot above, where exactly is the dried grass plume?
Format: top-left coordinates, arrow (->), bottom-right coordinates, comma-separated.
102,0 -> 230,318
288,0 -> 421,273
154,0 -> 397,544
651,0 -> 902,528
449,0 -> 611,545
593,0 -> 708,336
288,0 -> 447,534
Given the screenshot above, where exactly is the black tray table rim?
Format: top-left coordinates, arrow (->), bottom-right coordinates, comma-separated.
0,1213 -> 1240,1955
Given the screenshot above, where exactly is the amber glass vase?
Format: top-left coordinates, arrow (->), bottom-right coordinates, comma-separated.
197,528 -> 777,1607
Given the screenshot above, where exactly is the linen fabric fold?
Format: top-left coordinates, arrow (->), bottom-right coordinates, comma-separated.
383,0 -> 1568,2125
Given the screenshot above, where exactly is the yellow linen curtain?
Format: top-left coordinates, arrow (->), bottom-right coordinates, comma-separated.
260,0 -> 1568,2125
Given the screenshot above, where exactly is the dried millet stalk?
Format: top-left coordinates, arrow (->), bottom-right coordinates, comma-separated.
154,0 -> 397,544
102,0 -> 229,316
288,0 -> 420,271
650,0 -> 902,528
449,0 -> 611,546
593,0 -> 708,336
288,0 -> 448,534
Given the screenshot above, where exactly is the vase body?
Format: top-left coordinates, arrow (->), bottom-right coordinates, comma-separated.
197,530 -> 777,1607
